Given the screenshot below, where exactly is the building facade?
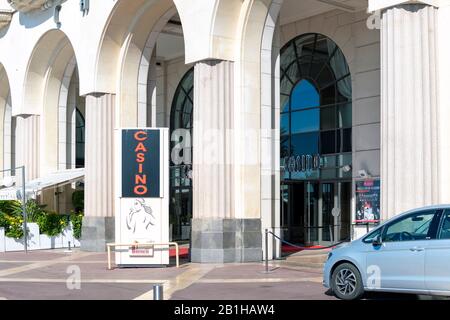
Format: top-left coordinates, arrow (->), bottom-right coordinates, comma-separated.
0,0 -> 450,262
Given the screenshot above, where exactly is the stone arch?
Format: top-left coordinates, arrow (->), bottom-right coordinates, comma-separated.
21,29 -> 81,178
58,55 -> 79,170
0,63 -> 14,177
95,0 -> 181,127
255,0 -> 359,259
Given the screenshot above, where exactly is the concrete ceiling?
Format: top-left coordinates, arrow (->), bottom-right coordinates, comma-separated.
156,31 -> 185,61
280,0 -> 368,25
156,16 -> 184,61
155,1 -> 369,60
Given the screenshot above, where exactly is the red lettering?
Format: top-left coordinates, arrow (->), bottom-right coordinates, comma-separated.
136,153 -> 145,163
134,142 -> 147,153
134,131 -> 147,141
134,185 -> 147,195
135,174 -> 147,185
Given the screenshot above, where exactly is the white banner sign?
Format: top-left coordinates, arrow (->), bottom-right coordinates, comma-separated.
114,128 -> 169,266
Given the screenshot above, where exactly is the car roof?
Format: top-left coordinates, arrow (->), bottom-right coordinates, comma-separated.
383,204 -> 450,224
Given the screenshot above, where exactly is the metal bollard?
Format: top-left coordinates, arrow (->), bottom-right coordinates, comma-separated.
68,241 -> 72,251
265,229 -> 269,273
153,284 -> 164,300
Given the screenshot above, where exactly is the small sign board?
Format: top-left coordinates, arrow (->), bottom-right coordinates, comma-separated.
355,179 -> 380,224
114,128 -> 169,266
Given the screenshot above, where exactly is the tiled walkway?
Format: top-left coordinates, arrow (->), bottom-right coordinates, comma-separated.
0,249 -> 336,300
0,249 -> 425,300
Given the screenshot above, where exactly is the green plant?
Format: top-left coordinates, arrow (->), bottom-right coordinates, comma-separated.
22,200 -> 47,223
0,200 -> 25,239
70,211 -> 83,239
0,200 -> 74,239
36,211 -> 68,237
0,212 -> 24,239
0,200 -> 22,215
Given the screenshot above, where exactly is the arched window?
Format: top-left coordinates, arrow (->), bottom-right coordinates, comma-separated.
280,33 -> 352,180
75,108 -> 85,168
169,67 -> 194,240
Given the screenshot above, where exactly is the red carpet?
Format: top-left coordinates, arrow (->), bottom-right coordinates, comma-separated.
282,244 -> 324,253
168,245 -> 324,257
170,247 -> 189,258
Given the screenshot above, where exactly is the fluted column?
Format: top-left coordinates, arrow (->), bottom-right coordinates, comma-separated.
191,60 -> 261,263
81,93 -> 115,251
193,60 -> 234,220
15,115 -> 39,181
380,4 -> 439,219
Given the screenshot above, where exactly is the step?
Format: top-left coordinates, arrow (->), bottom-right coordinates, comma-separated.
284,249 -> 330,267
282,260 -> 325,269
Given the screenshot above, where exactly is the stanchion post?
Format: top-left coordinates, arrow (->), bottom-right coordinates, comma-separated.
153,284 -> 164,300
265,229 -> 269,273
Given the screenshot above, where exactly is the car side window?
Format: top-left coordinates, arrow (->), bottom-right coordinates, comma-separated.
363,228 -> 382,243
383,210 -> 436,242
439,210 -> 450,240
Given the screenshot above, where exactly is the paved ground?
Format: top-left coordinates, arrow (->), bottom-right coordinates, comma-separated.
0,249 -> 432,300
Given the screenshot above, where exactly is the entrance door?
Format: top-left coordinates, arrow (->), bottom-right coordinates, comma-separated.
281,181 -> 351,246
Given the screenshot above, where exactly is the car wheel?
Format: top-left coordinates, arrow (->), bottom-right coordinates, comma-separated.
331,263 -> 364,300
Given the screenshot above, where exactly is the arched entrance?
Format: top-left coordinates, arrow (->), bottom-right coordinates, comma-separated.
0,63 -> 15,178
169,67 -> 194,241
280,33 -> 352,246
20,29 -> 85,214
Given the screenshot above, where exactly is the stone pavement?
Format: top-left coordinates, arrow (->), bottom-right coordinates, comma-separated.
0,249 -> 421,300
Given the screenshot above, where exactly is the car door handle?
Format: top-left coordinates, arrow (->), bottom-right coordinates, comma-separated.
410,247 -> 425,252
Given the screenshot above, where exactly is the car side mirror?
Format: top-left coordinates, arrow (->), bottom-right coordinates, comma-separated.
372,234 -> 382,246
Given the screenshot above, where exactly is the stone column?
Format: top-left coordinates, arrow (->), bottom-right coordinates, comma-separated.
15,115 -> 40,181
190,60 -> 262,263
81,93 -> 115,252
380,3 -> 439,219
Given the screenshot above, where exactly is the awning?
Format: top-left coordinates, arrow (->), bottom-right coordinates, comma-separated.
0,168 -> 84,201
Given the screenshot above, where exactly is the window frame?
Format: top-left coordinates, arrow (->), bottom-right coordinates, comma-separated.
437,209 -> 450,240
280,33 -> 352,182
380,209 -> 442,243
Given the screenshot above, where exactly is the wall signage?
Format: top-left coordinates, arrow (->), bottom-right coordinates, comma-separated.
355,179 -> 381,224
115,128 -> 169,266
282,154 -> 322,173
122,130 -> 160,198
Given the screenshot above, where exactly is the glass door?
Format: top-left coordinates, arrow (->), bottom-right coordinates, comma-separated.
304,182 -> 319,245
320,183 -> 335,245
280,180 -> 351,246
304,181 -> 352,246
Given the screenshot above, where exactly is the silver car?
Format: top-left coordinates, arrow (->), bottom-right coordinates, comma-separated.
323,205 -> 450,300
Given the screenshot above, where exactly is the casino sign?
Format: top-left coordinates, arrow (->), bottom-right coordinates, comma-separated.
282,154 -> 322,173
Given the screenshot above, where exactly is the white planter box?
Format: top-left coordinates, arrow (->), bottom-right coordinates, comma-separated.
39,234 -> 53,249
39,233 -> 63,249
27,223 -> 40,250
0,228 -> 5,252
2,221 -> 82,251
5,235 -> 24,251
61,224 -> 75,248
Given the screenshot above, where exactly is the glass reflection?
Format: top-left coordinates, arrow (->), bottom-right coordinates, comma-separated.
291,80 -> 320,110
